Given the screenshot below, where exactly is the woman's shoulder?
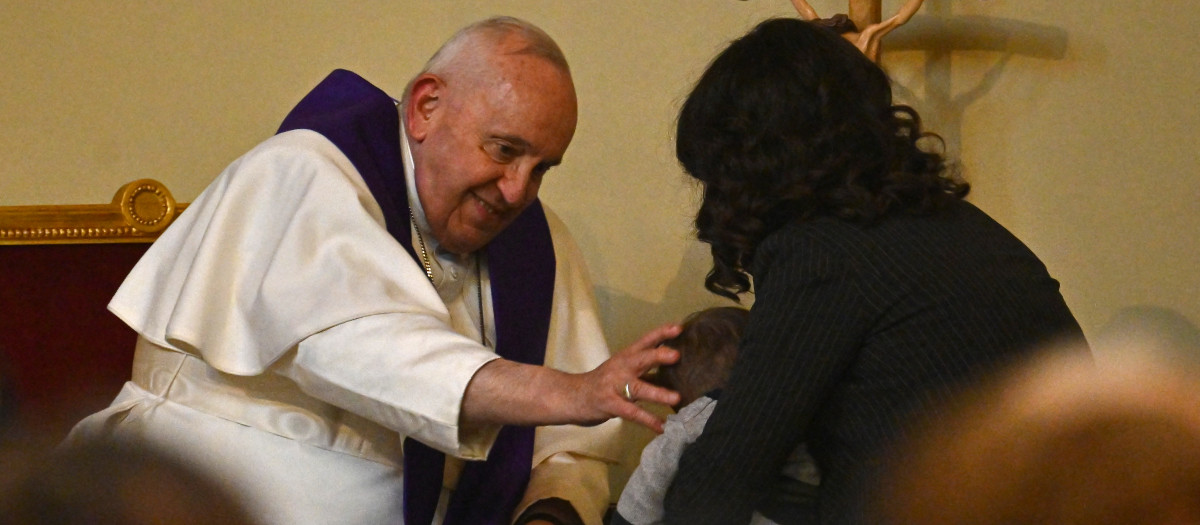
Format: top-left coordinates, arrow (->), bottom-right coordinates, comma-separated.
753,201 -> 1008,271
757,215 -> 875,260
751,217 -> 866,282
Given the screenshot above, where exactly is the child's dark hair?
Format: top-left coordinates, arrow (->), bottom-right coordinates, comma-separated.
658,306 -> 750,407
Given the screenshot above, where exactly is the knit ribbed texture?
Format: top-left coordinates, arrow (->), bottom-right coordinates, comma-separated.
663,201 -> 1085,524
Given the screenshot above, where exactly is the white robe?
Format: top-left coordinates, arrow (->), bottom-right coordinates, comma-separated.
66,129 -> 620,525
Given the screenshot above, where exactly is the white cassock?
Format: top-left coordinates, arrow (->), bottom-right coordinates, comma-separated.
65,128 -> 621,525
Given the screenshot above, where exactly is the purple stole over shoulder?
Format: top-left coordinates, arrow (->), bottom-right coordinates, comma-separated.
277,70 -> 557,525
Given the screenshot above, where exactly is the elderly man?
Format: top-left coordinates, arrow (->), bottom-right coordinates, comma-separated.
65,16 -> 678,525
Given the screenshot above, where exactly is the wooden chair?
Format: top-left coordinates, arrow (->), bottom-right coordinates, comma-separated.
0,179 -> 186,440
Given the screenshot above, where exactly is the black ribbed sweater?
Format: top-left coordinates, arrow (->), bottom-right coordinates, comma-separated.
662,200 -> 1086,524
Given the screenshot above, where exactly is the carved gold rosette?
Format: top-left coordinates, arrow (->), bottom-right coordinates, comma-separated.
0,179 -> 187,245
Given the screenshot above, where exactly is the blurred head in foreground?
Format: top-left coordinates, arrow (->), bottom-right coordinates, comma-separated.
0,440 -> 256,525
875,347 -> 1200,525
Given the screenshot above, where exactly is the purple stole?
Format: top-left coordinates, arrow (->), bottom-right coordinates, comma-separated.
277,69 -> 557,525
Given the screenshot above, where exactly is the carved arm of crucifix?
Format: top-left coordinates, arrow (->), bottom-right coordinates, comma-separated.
789,0 -> 925,61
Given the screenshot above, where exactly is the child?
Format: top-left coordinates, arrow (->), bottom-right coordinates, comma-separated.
612,306 -> 820,525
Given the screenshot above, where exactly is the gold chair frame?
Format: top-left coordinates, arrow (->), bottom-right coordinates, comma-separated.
0,179 -> 187,245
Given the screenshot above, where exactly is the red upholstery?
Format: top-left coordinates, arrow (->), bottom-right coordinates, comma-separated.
0,243 -> 148,439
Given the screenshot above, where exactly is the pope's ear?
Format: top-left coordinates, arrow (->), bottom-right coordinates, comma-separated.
405,74 -> 441,141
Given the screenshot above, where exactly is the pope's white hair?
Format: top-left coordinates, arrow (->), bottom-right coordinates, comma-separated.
401,16 -> 570,107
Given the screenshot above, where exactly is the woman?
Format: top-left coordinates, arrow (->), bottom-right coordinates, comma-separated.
662,18 -> 1086,524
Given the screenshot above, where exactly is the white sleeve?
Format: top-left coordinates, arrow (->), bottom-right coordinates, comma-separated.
615,399 -> 717,525
289,313 -> 501,459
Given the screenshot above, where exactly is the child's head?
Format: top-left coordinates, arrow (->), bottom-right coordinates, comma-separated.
658,306 -> 749,408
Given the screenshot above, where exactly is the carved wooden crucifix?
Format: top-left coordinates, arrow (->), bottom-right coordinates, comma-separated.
789,0 -> 925,61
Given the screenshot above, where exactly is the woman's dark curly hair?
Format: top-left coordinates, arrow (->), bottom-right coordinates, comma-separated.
677,17 -> 969,300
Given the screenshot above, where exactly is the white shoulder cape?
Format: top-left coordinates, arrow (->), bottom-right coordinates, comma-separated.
109,129 -> 475,376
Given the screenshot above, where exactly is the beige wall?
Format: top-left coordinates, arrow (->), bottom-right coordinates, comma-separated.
4,0 -> 1199,491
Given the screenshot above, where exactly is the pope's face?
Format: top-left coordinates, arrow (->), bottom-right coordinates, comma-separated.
406,46 -> 577,255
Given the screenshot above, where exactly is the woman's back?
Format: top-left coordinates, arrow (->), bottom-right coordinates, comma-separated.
666,200 -> 1085,524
